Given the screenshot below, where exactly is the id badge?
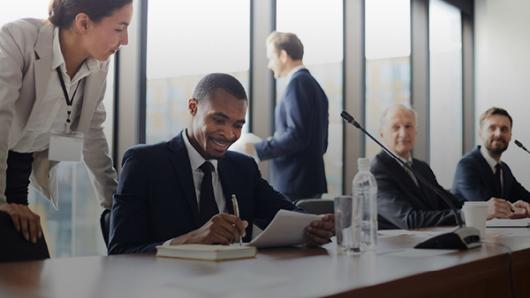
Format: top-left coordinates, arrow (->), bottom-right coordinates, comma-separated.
48,130 -> 84,162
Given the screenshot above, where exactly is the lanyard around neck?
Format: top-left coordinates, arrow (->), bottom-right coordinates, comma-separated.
56,67 -> 80,132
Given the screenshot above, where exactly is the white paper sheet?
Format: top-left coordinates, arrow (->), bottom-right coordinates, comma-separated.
229,133 -> 262,156
248,210 -> 320,248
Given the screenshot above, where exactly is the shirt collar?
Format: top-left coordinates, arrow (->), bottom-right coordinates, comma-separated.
182,130 -> 218,172
285,65 -> 305,83
385,150 -> 412,167
51,27 -> 107,74
397,153 -> 413,167
480,145 -> 500,173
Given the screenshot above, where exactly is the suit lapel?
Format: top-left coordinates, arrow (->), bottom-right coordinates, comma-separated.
33,23 -> 54,105
218,159 -> 235,214
474,148 -> 497,194
167,133 -> 200,227
75,71 -> 107,132
379,152 -> 424,199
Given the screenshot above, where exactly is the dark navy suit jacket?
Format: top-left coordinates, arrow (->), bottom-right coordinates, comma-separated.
255,68 -> 328,196
371,151 -> 461,230
109,132 -> 298,254
452,146 -> 530,203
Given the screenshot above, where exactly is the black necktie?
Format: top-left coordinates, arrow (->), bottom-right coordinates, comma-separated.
199,161 -> 218,225
493,163 -> 503,198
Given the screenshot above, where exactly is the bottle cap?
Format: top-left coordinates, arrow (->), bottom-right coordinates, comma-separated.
357,158 -> 370,171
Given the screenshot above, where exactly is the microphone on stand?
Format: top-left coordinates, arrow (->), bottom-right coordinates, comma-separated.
341,111 -> 481,250
514,140 -> 530,154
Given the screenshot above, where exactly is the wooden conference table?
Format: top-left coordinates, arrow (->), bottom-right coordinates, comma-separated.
0,227 -> 529,298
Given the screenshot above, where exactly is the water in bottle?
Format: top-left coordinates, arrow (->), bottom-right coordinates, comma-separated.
352,158 -> 378,251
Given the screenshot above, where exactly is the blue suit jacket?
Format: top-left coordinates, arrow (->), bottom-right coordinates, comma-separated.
109,132 -> 298,254
371,151 -> 461,229
255,68 -> 328,196
452,146 -> 530,203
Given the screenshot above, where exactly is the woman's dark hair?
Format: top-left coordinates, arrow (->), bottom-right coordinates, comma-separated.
48,0 -> 132,28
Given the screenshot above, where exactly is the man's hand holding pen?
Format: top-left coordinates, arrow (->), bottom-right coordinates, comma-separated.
487,197 -> 530,219
170,213 -> 247,245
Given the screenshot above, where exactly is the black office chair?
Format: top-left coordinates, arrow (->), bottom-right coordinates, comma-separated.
0,211 -> 50,262
100,209 -> 111,249
295,199 -> 334,215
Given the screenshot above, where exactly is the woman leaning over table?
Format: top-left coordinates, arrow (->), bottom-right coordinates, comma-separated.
0,0 -> 133,250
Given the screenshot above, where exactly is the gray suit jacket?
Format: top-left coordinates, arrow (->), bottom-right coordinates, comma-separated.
0,19 -> 117,208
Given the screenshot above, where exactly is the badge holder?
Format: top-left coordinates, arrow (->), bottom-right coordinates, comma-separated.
49,130 -> 84,162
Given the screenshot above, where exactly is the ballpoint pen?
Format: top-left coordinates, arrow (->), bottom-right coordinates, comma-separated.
231,194 -> 243,245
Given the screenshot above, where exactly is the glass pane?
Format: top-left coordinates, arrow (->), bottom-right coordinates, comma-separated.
429,0 -> 463,188
1,1 -> 114,257
276,0 -> 343,196
146,0 -> 250,143
365,0 -> 411,158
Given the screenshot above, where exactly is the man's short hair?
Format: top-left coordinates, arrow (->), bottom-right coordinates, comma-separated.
192,73 -> 247,102
266,31 -> 304,60
379,104 -> 417,130
479,107 -> 513,128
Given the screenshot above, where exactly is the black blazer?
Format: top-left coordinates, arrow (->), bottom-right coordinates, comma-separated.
109,132 -> 298,254
371,151 -> 461,230
255,68 -> 328,196
452,146 -> 530,203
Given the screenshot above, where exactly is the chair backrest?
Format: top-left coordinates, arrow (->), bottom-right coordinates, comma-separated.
0,212 -> 49,262
100,209 -> 111,249
295,199 -> 334,215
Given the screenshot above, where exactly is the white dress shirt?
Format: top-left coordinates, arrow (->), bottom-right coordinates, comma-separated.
164,131 -> 227,245
12,27 -> 101,153
182,130 -> 227,212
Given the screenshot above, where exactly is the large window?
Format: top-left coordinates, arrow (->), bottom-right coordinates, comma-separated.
276,0 -> 343,196
146,0 -> 250,143
1,1 -> 116,256
365,0 -> 411,158
429,0 -> 463,188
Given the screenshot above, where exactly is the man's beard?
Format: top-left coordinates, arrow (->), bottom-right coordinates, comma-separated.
486,139 -> 508,157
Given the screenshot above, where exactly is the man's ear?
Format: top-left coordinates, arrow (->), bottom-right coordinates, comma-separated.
188,98 -> 198,116
279,49 -> 289,63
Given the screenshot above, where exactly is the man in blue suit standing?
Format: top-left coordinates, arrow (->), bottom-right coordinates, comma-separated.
452,107 -> 530,217
108,73 -> 334,254
248,32 -> 329,202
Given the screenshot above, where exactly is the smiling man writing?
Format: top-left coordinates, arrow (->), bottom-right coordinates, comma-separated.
108,73 -> 334,254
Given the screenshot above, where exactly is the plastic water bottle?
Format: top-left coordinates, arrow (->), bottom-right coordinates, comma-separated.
352,158 -> 378,251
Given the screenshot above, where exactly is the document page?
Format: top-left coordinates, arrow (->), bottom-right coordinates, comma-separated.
248,210 -> 320,248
